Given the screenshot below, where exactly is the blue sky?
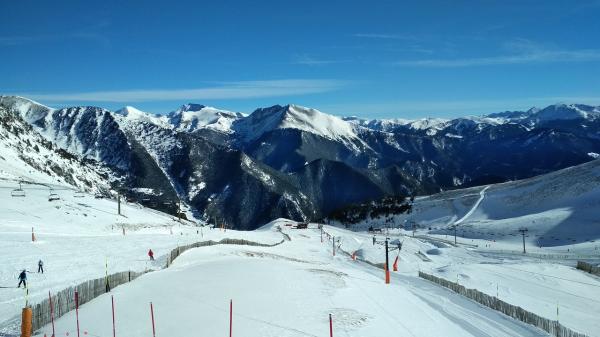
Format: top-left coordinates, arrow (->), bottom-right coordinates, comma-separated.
1,0 -> 600,119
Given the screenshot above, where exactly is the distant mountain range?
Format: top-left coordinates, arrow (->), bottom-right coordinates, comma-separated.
1,95 -> 599,229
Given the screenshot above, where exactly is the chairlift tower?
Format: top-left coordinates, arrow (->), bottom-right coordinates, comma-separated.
450,224 -> 458,245
11,181 -> 26,197
518,228 -> 529,253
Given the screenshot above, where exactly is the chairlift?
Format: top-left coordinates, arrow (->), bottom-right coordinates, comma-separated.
11,182 -> 26,197
74,190 -> 85,198
48,189 -> 60,202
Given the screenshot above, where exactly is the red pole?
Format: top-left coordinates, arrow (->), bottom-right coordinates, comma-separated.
332,236 -> 335,256
75,290 -> 80,337
229,300 -> 232,337
49,291 -> 55,337
329,313 -> 333,337
150,302 -> 156,337
393,255 -> 399,272
385,240 -> 390,284
32,227 -> 35,242
112,295 -> 116,337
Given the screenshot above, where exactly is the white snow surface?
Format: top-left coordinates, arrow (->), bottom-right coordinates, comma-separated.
356,159 -> 600,251
168,104 -> 242,133
23,220 -> 562,337
114,106 -> 169,128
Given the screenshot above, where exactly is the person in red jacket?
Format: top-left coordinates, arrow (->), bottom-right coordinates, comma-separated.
148,249 -> 154,261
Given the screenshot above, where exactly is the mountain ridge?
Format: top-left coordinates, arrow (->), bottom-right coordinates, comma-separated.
2,94 -> 599,229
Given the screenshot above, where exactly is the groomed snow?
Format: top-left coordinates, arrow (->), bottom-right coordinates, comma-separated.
32,220 -> 549,337
0,183 -> 284,333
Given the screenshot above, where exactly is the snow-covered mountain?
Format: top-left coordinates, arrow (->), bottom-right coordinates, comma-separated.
2,94 -> 599,229
234,104 -> 364,145
347,158 -> 600,248
115,103 -> 243,133
348,103 -> 600,133
167,103 -> 243,133
0,102 -> 110,193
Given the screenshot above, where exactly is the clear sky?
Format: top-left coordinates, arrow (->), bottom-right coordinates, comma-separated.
1,0 -> 600,119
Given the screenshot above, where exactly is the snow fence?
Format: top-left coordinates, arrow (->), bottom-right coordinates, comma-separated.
165,237 -> 284,267
31,237 -> 284,332
576,261 -> 600,276
418,271 -> 589,337
31,270 -> 148,332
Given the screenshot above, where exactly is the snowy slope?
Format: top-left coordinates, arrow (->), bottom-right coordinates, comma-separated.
1,178 -> 297,331
350,160 -> 600,250
324,224 -> 600,336
0,96 -> 53,125
114,106 -> 169,128
31,221 -> 550,337
0,105 -> 109,191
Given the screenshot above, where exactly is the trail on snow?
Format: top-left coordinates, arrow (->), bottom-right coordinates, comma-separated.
453,186 -> 490,226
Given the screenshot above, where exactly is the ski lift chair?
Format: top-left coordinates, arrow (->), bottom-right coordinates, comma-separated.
48,190 -> 61,202
11,182 -> 26,197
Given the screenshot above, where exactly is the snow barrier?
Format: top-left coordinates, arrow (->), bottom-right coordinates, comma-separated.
418,271 -> 589,337
576,261 -> 600,276
165,238 -> 284,267
31,237 -> 285,332
31,270 -> 148,331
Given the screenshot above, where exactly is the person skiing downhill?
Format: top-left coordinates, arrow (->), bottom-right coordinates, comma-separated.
148,249 -> 154,261
38,259 -> 44,273
17,269 -> 27,288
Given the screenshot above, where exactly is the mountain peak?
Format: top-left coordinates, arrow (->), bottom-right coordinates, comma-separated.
532,103 -> 594,121
236,103 -> 361,146
0,95 -> 54,124
115,106 -> 149,117
168,104 -> 240,133
177,103 -> 207,112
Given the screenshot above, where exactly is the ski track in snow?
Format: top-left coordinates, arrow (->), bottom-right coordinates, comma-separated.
454,185 -> 490,226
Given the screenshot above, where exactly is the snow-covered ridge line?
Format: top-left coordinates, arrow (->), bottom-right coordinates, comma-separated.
3,95 -> 600,139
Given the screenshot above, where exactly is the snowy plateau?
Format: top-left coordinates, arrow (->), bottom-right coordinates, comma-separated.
0,95 -> 599,337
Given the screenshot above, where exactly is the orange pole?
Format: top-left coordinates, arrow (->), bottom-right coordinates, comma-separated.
31,227 -> 35,242
21,307 -> 32,337
384,264 -> 390,284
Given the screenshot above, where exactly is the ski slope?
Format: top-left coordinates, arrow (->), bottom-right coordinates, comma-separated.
453,185 -> 490,225
324,226 -> 600,336
34,220 -> 548,337
352,159 -> 600,252
0,181 -> 278,333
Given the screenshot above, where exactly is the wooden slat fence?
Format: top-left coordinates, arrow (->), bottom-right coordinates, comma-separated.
576,261 -> 600,276
418,271 -> 589,337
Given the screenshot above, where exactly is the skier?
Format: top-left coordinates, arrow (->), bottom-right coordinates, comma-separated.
17,269 -> 27,288
148,249 -> 154,261
38,259 -> 44,273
